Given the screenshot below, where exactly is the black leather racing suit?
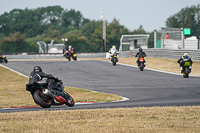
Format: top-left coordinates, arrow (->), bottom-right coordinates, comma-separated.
135,51 -> 146,66
177,56 -> 193,67
29,71 -> 56,93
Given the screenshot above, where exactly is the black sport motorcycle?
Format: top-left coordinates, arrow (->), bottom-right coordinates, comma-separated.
111,52 -> 118,66
26,78 -> 75,108
0,54 -> 8,63
138,57 -> 145,71
182,61 -> 192,78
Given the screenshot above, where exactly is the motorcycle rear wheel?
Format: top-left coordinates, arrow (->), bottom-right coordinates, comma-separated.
139,63 -> 144,71
33,90 -> 52,108
4,59 -> 8,63
112,58 -> 116,66
73,56 -> 77,61
63,92 -> 75,107
184,67 -> 189,78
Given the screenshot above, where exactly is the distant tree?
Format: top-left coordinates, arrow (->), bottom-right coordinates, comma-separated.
90,28 -> 103,52
0,6 -> 143,53
0,32 -> 27,52
62,9 -> 84,29
106,19 -> 129,51
166,4 -> 200,37
133,25 -> 146,34
148,32 -> 154,48
81,21 -> 101,40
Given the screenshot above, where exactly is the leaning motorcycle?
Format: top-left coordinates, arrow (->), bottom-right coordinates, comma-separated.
182,61 -> 191,78
26,78 -> 75,108
64,50 -> 77,61
0,54 -> 8,63
138,57 -> 145,71
111,52 -> 118,66
64,50 -> 72,61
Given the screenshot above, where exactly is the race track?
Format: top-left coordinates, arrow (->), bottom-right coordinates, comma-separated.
1,60 -> 200,113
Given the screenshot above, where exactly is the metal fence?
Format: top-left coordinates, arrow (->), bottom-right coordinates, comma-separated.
120,49 -> 200,61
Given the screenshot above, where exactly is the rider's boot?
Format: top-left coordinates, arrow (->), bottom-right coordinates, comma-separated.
180,67 -> 183,73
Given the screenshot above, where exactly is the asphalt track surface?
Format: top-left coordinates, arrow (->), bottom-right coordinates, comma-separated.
1,60 -> 200,113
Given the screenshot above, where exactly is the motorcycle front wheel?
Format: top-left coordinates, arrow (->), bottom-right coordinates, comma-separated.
63,92 -> 75,107
66,56 -> 71,61
33,90 -> 52,108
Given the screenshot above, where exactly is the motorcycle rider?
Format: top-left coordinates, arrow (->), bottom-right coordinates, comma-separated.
135,48 -> 146,66
109,45 -> 119,60
68,45 -> 75,53
177,53 -> 193,73
29,66 -> 58,102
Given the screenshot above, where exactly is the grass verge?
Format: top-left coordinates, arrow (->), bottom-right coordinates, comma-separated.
0,65 -> 121,108
1,107 -> 200,133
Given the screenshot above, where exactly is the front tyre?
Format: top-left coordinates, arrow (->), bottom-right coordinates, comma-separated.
67,56 -> 71,61
63,92 -> 75,107
33,90 -> 52,108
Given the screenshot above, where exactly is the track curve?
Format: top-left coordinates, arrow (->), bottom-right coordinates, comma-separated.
1,60 -> 200,113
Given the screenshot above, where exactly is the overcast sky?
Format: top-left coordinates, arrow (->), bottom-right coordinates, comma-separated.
0,0 -> 199,32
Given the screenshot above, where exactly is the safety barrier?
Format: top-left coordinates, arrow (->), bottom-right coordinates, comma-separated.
120,49 -> 200,61
5,53 -> 106,59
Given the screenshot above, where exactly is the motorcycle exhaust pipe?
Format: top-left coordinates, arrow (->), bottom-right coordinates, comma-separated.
43,89 -> 56,100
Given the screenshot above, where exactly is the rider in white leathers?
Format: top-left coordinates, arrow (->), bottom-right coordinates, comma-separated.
109,45 -> 119,60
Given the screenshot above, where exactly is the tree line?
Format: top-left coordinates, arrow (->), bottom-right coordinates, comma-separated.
0,4 -> 199,53
166,4 -> 200,38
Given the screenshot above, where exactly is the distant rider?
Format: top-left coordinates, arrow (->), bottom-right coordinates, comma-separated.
68,45 -> 75,53
135,48 -> 146,66
29,66 -> 58,102
109,45 -> 119,60
177,53 -> 193,73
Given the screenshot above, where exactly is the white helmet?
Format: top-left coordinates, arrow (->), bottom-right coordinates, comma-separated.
69,45 -> 72,49
112,45 -> 116,49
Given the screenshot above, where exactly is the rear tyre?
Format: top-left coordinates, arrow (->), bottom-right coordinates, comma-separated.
112,58 -> 116,66
4,59 -> 8,63
73,56 -> 77,61
33,90 -> 52,108
140,63 -> 144,71
63,92 -> 75,107
185,67 -> 189,78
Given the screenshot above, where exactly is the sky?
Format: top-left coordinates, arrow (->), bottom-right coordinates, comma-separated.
0,0 -> 199,32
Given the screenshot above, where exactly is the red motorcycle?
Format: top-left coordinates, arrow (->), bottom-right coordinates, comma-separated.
26,78 -> 75,108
